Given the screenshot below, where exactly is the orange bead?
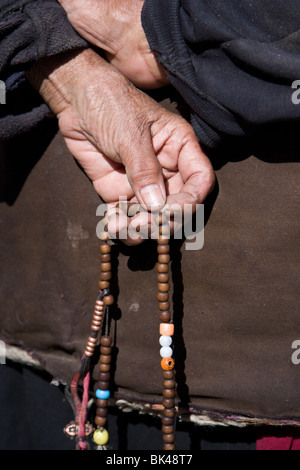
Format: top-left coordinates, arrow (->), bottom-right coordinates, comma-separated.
161,357 -> 175,371
159,323 -> 174,336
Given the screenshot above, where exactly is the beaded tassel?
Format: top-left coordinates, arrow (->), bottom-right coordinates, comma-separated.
93,236 -> 114,449
156,213 -> 176,450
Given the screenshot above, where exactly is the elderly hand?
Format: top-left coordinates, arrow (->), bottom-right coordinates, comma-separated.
58,0 -> 168,89
27,48 -> 214,244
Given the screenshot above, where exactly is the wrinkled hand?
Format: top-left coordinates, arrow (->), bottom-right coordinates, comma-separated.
27,49 -> 214,244
58,0 -> 167,89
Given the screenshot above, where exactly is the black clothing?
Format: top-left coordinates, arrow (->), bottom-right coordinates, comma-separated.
142,0 -> 300,147
0,0 -> 87,140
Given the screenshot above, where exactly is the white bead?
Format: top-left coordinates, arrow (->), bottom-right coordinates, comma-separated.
160,346 -> 173,358
159,335 -> 172,347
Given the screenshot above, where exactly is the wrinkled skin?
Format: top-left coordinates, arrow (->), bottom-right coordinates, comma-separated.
58,0 -> 168,89
27,49 -> 214,244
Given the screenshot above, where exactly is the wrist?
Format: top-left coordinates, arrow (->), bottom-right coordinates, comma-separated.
26,48 -> 123,118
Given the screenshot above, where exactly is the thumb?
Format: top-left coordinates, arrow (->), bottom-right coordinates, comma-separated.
121,132 -> 166,211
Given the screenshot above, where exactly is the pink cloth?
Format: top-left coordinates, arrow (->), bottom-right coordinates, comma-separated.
256,429 -> 300,450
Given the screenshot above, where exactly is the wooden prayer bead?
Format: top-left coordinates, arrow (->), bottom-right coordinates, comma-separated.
100,346 -> 111,356
163,388 -> 175,398
158,254 -> 170,264
163,443 -> 175,450
163,408 -> 176,418
162,398 -> 174,408
157,244 -> 169,254
97,381 -> 110,390
96,407 -> 108,417
157,236 -> 169,245
157,273 -> 169,283
158,282 -> 169,292
163,379 -> 175,389
157,292 -> 169,302
100,336 -> 112,347
100,271 -> 112,281
100,355 -> 111,364
94,416 -> 107,428
159,301 -> 170,311
162,433 -> 175,443
98,281 -> 109,290
159,311 -> 171,322
96,399 -> 109,408
98,372 -> 110,382
157,263 -> 169,273
100,244 -> 111,254
103,294 -> 114,306
99,363 -> 111,372
100,262 -> 112,272
162,416 -> 174,426
100,254 -> 111,262
162,425 -> 174,434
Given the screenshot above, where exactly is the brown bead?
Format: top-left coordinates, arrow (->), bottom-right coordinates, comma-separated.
158,282 -> 169,292
100,336 -> 112,347
94,416 -> 107,428
96,407 -> 108,417
99,363 -> 111,372
163,443 -> 175,450
162,433 -> 175,444
159,301 -> 170,311
96,398 -> 109,408
100,254 -> 111,263
159,311 -> 171,322
163,408 -> 176,418
163,379 -> 175,389
100,346 -> 111,356
100,271 -> 111,281
157,273 -> 169,283
100,354 -> 111,364
157,245 -> 170,254
98,372 -> 110,382
162,416 -> 174,426
158,254 -> 170,264
157,292 -> 169,302
162,425 -> 174,434
98,281 -> 109,290
103,294 -> 114,305
97,381 -> 110,390
158,236 -> 169,245
162,398 -> 175,409
157,264 -> 169,273
163,388 -> 175,398
163,370 -> 174,380
100,244 -> 111,254
100,262 -> 111,272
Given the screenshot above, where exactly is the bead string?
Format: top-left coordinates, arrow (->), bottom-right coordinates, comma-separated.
92,237 -> 114,448
66,206 -> 176,450
156,213 -> 176,450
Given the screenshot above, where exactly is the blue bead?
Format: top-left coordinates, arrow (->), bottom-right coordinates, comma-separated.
95,389 -> 110,400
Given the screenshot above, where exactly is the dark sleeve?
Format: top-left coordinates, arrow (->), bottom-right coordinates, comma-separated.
141,0 -> 300,148
0,0 -> 88,140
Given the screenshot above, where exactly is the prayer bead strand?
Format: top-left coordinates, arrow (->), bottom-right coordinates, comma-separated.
157,213 -> 176,450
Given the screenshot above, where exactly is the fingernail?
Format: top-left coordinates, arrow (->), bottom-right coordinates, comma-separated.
140,184 -> 166,210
